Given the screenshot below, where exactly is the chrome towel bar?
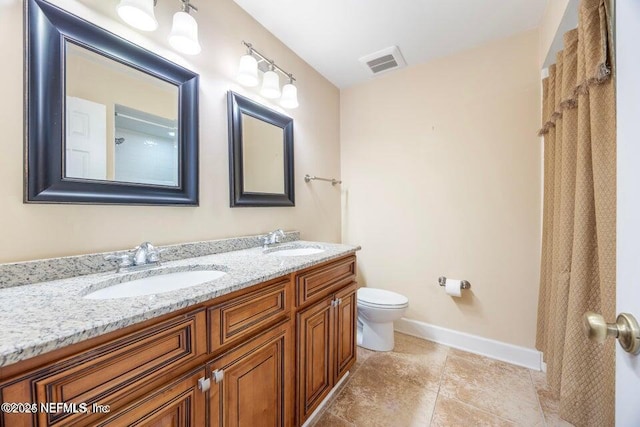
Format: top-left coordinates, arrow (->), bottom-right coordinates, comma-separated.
304,174 -> 342,186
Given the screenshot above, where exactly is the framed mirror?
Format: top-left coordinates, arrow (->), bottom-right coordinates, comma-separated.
227,92 -> 294,207
25,0 -> 199,205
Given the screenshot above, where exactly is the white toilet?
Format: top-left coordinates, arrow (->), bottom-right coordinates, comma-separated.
357,287 -> 409,351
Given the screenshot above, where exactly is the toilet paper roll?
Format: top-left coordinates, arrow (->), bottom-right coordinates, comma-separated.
445,279 -> 462,297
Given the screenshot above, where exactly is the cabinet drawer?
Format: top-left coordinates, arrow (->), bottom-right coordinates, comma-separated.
95,367 -> 207,427
208,278 -> 291,353
295,256 -> 356,307
0,310 -> 206,427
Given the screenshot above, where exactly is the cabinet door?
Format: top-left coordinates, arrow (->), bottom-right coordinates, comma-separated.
296,296 -> 334,424
96,368 -> 207,426
334,283 -> 357,383
208,322 -> 293,427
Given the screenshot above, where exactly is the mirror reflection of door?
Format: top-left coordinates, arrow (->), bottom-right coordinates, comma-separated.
241,113 -> 285,194
64,42 -> 179,186
65,97 -> 107,180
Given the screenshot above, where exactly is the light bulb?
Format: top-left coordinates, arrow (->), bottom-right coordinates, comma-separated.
116,0 -> 158,32
237,54 -> 258,87
260,70 -> 281,99
168,11 -> 202,55
280,83 -> 298,109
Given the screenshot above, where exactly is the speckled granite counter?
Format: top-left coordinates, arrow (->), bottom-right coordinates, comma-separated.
0,240 -> 360,368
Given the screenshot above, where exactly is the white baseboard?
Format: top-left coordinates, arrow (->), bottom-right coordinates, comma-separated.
394,318 -> 542,371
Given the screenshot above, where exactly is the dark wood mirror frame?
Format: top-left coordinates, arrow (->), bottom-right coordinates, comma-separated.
227,91 -> 294,207
25,0 -> 199,205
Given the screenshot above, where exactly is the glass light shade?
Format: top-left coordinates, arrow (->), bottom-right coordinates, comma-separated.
260,70 -> 281,99
116,0 -> 158,32
280,83 -> 299,109
237,55 -> 258,87
168,11 -> 202,55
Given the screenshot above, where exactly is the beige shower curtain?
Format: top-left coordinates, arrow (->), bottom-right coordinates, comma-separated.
536,0 -> 615,426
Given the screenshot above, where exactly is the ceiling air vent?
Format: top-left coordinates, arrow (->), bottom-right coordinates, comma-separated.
359,46 -> 406,76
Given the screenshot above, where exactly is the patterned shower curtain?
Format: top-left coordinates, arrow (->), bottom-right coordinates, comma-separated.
536,0 -> 616,426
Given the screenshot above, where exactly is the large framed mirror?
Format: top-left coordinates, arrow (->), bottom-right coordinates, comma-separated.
227,92 -> 294,207
25,0 -> 199,205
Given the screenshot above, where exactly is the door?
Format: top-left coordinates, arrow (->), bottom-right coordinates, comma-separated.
65,96 -> 107,180
208,322 -> 293,427
96,368 -> 207,426
615,1 -> 640,425
334,283 -> 357,383
296,296 -> 334,424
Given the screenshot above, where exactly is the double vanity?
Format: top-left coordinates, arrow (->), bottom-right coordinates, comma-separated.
0,235 -> 359,426
10,1 -> 355,424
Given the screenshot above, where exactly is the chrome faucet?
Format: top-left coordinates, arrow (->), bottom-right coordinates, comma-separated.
262,229 -> 285,248
133,242 -> 161,265
105,242 -> 163,273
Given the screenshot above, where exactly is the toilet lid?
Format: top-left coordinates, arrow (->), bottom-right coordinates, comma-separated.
357,288 -> 408,307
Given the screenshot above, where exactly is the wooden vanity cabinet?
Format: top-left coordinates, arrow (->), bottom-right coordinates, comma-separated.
295,256 -> 357,425
0,256 -> 357,427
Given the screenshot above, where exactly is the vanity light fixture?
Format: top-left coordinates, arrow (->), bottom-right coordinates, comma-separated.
116,0 -> 159,32
260,63 -> 281,99
116,0 -> 201,55
280,75 -> 299,109
168,0 -> 201,55
237,41 -> 298,108
237,46 -> 259,87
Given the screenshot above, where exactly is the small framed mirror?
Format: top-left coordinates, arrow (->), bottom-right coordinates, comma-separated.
25,0 -> 199,205
227,92 -> 294,207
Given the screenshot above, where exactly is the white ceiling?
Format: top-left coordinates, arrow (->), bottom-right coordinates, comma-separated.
233,0 -> 547,88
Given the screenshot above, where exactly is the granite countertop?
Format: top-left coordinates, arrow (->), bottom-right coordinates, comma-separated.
0,240 -> 359,368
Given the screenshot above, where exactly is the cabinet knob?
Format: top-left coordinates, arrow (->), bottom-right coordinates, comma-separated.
212,369 -> 224,383
197,377 -> 210,392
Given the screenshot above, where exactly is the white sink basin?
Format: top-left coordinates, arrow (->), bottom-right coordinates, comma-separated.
267,247 -> 325,257
84,270 -> 226,300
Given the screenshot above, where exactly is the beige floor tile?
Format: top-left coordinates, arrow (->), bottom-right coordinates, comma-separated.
351,345 -> 375,374
431,395 -> 516,427
363,350 -> 446,393
394,332 -> 444,353
530,370 -> 574,427
323,334 -> 551,427
439,349 -> 544,426
328,359 -> 438,427
311,411 -> 355,427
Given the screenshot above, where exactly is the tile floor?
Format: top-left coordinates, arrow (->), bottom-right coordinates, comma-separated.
311,333 -> 573,427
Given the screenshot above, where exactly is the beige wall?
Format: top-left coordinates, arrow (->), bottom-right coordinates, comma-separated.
0,0 -> 341,263
341,30 -> 542,348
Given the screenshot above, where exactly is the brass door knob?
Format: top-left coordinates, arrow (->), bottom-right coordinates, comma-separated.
583,311 -> 640,354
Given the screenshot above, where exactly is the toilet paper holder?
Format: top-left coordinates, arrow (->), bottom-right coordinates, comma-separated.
438,276 -> 471,290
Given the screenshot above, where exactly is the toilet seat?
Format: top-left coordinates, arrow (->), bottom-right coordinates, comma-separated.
357,288 -> 408,309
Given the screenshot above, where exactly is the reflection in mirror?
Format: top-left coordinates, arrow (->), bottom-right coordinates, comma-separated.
65,42 -> 179,186
115,106 -> 179,186
241,113 -> 285,194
